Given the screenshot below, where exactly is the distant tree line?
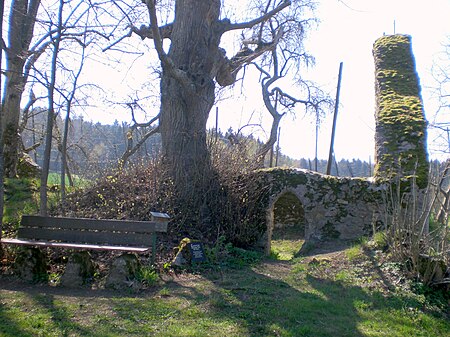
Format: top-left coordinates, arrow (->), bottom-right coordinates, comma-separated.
20,108 -> 449,182
21,108 -> 161,179
296,158 -> 373,177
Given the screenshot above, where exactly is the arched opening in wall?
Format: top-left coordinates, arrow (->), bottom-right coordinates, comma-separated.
270,191 -> 305,260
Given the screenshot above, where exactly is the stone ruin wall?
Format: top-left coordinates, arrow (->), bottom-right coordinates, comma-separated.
258,35 -> 429,252
257,168 -> 382,253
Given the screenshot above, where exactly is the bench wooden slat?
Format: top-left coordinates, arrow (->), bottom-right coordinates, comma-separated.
17,227 -> 154,247
1,238 -> 150,253
20,215 -> 168,233
2,214 -> 169,264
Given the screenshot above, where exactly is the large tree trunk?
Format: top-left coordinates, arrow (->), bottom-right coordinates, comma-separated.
2,0 -> 41,177
139,0 -> 292,234
3,54 -> 27,177
159,0 -> 219,197
0,0 -> 6,256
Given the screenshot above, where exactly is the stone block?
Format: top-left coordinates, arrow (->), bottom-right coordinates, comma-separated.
105,253 -> 141,289
60,251 -> 96,287
14,247 -> 48,282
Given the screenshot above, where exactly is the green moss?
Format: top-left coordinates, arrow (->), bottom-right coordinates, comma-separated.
373,35 -> 429,188
261,167 -> 308,188
3,178 -> 39,226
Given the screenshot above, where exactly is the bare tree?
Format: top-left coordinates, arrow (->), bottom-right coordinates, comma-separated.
59,23 -> 91,204
242,1 -> 331,165
19,0 -> 110,211
118,101 -> 159,169
107,0 -> 320,215
430,38 -> 450,223
431,38 -> 450,155
0,0 -> 6,255
251,50 -> 331,165
2,0 -> 113,178
40,0 -> 64,215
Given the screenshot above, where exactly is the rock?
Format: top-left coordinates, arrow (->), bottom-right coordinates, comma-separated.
418,254 -> 448,285
60,251 -> 96,287
14,247 -> 48,282
171,251 -> 187,267
105,253 -> 141,289
17,152 -> 41,178
171,238 -> 200,267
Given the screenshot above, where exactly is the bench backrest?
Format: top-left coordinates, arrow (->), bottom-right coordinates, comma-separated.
18,215 -> 168,248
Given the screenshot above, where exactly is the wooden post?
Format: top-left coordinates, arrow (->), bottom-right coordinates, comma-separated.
275,127 -> 281,167
314,121 -> 319,172
150,212 -> 170,265
447,127 -> 449,152
269,147 -> 274,167
327,62 -> 343,175
215,106 -> 219,142
0,0 -> 4,256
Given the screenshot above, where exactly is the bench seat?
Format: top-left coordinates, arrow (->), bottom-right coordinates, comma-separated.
1,214 -> 170,263
1,238 -> 151,253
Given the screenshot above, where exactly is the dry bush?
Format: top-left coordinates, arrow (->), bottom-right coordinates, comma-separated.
378,161 -> 449,287
58,138 -> 272,248
59,158 -> 172,220
197,136 -> 272,246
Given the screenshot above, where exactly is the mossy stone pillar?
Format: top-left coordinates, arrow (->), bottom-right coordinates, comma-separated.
373,35 -> 428,188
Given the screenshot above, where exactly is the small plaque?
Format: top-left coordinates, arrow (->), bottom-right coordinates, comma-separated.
188,242 -> 207,263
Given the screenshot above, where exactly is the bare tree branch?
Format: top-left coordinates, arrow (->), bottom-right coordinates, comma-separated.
103,23 -> 172,52
119,125 -> 160,169
224,0 -> 291,32
144,0 -> 192,90
216,27 -> 284,86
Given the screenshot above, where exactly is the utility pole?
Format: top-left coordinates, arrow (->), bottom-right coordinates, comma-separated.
0,0 -> 5,255
447,127 -> 449,152
275,127 -> 281,167
327,62 -> 343,175
215,106 -> 219,142
314,121 -> 318,171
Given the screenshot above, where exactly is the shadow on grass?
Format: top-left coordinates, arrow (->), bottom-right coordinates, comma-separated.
168,265 -> 368,336
0,303 -> 29,337
166,260 -> 448,337
0,276 -> 158,337
0,260 -> 448,336
0,281 -> 109,337
296,239 -> 358,257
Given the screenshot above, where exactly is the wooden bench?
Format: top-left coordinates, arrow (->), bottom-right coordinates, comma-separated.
1,212 -> 170,264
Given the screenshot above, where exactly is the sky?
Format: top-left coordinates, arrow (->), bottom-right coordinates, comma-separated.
206,0 -> 450,162
7,0 -> 449,162
282,0 -> 450,161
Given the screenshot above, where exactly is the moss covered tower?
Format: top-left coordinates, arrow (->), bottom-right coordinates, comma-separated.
373,34 -> 428,188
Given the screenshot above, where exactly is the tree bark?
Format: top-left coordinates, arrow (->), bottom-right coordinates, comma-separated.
0,0 -> 6,256
158,0 -> 220,195
137,0 -> 293,229
2,0 -> 41,177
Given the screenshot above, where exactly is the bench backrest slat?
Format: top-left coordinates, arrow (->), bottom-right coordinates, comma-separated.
17,227 -> 154,247
21,215 -> 167,233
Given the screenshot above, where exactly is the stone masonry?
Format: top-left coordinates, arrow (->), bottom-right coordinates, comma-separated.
257,35 -> 429,253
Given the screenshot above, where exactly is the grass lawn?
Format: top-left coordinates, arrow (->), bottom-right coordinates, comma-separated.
0,241 -> 448,337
